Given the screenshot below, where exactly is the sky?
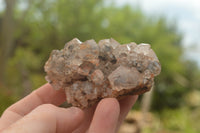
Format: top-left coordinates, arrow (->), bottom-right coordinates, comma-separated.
115,0 -> 200,66
0,0 -> 200,66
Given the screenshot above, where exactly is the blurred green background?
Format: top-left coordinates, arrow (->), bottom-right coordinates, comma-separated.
0,0 -> 200,132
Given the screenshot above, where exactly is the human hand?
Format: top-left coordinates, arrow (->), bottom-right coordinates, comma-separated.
0,83 -> 138,133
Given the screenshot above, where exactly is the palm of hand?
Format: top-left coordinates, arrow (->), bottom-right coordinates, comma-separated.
0,84 -> 137,133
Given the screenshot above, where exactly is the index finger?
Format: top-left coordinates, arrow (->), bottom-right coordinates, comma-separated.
8,83 -> 66,116
0,83 -> 66,130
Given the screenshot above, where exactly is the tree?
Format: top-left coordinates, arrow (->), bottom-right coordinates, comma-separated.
0,0 -> 16,83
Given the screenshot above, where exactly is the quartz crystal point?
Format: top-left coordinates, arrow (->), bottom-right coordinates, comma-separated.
44,38 -> 161,109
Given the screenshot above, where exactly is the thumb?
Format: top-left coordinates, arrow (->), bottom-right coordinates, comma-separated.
2,104 -> 84,133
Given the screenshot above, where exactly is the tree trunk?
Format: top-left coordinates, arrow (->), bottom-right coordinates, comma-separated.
0,0 -> 16,83
140,86 -> 154,127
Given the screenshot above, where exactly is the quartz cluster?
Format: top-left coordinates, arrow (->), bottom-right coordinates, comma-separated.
44,38 -> 161,108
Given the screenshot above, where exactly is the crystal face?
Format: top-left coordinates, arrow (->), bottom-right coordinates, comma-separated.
44,38 -> 161,108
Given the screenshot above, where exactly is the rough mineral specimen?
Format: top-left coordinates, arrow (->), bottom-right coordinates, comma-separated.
44,38 -> 161,109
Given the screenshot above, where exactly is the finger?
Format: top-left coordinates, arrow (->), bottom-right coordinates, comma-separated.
2,104 -> 84,133
8,83 -> 66,115
116,95 -> 138,131
73,104 -> 96,133
88,98 -> 120,133
0,83 -> 66,130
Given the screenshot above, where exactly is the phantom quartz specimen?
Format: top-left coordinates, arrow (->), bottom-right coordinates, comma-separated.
44,38 -> 161,108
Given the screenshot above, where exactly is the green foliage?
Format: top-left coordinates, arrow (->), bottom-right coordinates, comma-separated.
0,88 -> 16,115
142,108 -> 200,133
160,108 -> 200,133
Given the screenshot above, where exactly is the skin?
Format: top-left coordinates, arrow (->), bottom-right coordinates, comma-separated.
0,83 -> 138,133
